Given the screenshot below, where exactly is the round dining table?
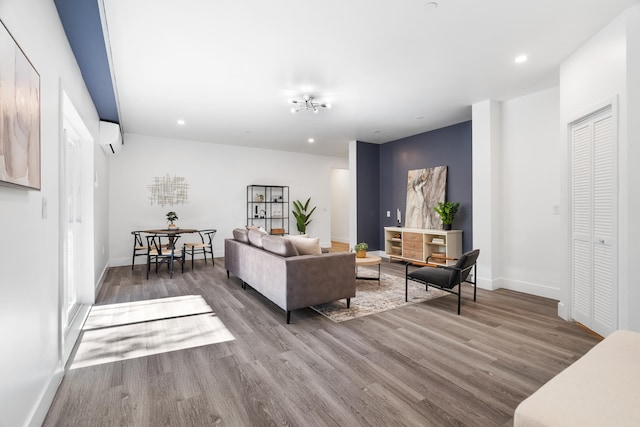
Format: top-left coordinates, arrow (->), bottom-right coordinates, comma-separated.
142,228 -> 198,235
142,228 -> 198,249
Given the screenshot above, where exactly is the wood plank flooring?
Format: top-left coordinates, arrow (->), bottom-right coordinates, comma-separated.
44,258 -> 600,426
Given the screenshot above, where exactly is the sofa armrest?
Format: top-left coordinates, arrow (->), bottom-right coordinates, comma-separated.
284,252 -> 356,310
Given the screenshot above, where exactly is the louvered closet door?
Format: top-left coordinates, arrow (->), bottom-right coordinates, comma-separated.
571,106 -> 617,337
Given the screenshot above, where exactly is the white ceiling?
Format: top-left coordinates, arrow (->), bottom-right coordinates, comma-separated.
102,0 -> 639,158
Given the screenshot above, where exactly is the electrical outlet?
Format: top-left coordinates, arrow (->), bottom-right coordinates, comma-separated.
386,211 -> 391,217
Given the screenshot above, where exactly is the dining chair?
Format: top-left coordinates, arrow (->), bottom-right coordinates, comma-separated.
146,234 -> 185,279
131,231 -> 149,270
183,229 -> 217,269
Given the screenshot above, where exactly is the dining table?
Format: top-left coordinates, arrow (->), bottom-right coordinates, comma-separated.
142,228 -> 198,249
142,228 -> 198,235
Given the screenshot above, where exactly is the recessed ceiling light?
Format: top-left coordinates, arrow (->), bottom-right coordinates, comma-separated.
416,116 -> 424,120
308,138 -> 314,144
177,119 -> 185,125
515,55 -> 528,64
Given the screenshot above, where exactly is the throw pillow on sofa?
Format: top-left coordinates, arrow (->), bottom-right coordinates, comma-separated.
289,235 -> 322,255
248,228 -> 268,248
262,236 -> 299,257
232,228 -> 250,243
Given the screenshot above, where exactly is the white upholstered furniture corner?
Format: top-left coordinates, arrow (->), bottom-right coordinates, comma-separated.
514,329 -> 640,427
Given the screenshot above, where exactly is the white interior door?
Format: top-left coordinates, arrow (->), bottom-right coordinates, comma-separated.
571,105 -> 617,336
62,130 -> 81,328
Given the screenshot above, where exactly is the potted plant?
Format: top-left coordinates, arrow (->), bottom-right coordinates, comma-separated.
166,211 -> 178,229
434,202 -> 460,230
354,242 -> 368,258
292,197 -> 316,234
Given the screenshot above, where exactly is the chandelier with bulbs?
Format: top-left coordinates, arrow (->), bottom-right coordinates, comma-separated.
289,94 -> 331,113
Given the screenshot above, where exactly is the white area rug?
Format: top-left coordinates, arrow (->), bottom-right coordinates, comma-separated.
311,269 -> 448,322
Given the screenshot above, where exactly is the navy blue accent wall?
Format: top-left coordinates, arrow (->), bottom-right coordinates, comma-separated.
379,121 -> 473,252
356,142 -> 381,249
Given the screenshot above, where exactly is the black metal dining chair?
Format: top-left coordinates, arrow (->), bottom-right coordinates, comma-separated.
131,231 -> 148,270
146,234 -> 185,279
183,229 -> 217,269
405,249 -> 480,314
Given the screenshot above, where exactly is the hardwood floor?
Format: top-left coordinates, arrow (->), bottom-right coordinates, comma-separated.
44,258 -> 600,426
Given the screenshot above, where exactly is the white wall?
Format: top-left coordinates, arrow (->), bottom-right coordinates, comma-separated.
94,147 -> 110,286
330,168 -> 350,243
500,87 -> 562,299
472,100 -> 502,290
0,1 -> 104,426
109,134 -> 348,265
559,5 -> 640,332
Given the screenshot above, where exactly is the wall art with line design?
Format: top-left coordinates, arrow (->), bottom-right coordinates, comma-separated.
0,19 -> 41,190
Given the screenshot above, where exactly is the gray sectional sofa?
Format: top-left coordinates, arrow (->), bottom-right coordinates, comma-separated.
225,228 -> 356,323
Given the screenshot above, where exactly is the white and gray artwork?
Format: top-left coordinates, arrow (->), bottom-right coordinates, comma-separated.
0,21 -> 41,190
405,166 -> 447,229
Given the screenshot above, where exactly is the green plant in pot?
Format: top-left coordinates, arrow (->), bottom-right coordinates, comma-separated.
354,242 -> 368,258
292,197 -> 316,234
434,201 -> 460,230
166,211 -> 178,229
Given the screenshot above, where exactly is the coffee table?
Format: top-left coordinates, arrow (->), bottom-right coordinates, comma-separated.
355,254 -> 382,283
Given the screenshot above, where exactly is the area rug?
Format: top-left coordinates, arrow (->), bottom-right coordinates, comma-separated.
311,269 -> 448,322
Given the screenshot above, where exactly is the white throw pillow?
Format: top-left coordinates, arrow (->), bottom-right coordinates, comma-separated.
288,235 -> 322,255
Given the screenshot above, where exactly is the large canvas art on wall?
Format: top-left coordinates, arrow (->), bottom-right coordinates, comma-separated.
405,166 -> 447,229
0,19 -> 41,190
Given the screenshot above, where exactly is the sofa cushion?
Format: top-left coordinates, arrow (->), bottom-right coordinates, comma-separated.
232,228 -> 250,243
262,236 -> 299,257
289,235 -> 322,255
248,228 -> 268,248
246,225 -> 268,234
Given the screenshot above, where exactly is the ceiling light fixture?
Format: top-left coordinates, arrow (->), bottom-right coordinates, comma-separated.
515,55 -> 528,64
290,94 -> 331,113
177,119 -> 185,125
308,138 -> 315,143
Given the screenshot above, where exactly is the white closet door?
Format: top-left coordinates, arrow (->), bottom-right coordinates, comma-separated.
571,106 -> 617,336
592,112 -> 616,335
571,120 -> 593,327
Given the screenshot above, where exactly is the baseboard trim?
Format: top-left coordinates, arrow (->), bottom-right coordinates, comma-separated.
28,364 -> 64,427
498,277 -> 560,300
111,251 -> 224,268
95,262 -> 109,294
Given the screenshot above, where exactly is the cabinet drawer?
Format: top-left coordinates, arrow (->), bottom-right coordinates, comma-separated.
402,240 -> 422,251
403,249 -> 424,260
403,232 -> 422,243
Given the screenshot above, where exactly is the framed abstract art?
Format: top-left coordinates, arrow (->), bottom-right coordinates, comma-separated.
0,19 -> 41,190
405,166 -> 447,229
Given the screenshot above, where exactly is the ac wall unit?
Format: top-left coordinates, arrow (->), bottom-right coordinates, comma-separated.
100,121 -> 123,154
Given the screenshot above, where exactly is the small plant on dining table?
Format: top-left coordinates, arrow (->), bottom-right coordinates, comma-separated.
354,242 -> 368,258
166,211 -> 178,228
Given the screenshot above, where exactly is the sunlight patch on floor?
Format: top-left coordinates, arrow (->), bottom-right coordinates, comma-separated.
70,295 -> 234,369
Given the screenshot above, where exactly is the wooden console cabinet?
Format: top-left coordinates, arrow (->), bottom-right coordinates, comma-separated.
384,227 -> 462,264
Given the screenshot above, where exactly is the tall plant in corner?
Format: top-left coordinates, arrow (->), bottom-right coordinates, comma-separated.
292,198 -> 316,234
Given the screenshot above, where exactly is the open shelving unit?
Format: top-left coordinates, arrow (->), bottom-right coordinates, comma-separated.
247,185 -> 289,235
384,226 -> 462,264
